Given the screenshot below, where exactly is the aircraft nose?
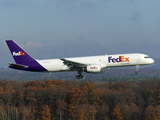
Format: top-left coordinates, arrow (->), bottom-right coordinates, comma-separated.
150,58 -> 154,64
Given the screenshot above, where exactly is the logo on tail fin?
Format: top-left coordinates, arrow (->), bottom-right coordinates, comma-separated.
13,51 -> 25,56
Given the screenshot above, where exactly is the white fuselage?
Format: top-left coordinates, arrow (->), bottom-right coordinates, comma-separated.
37,53 -> 154,72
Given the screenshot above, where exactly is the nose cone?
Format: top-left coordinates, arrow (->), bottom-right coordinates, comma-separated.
150,58 -> 154,64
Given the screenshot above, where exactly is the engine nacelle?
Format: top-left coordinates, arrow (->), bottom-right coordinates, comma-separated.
86,64 -> 102,73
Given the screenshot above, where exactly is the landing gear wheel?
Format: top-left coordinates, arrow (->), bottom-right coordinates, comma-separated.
75,75 -> 80,79
75,75 -> 85,79
80,75 -> 85,79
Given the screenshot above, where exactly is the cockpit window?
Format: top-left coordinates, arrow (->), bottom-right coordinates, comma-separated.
144,56 -> 150,58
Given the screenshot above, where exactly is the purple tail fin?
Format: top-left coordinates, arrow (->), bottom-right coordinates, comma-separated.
6,40 -> 35,64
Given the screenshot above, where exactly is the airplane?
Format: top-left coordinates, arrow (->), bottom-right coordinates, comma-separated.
6,40 -> 154,79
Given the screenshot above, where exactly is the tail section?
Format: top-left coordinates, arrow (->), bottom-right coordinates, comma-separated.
6,40 -> 47,72
6,40 -> 35,64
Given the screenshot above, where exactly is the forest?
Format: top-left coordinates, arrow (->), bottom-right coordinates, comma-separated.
0,78 -> 160,120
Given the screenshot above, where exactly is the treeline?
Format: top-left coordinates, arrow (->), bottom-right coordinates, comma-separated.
0,79 -> 160,120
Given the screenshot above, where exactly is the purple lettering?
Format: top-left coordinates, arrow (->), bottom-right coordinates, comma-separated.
112,58 -> 117,63
108,56 -> 121,63
108,57 -> 113,63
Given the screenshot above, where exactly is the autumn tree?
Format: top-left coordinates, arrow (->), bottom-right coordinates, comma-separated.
40,105 -> 51,120
81,81 -> 104,106
47,80 -> 68,119
111,106 -> 123,120
0,106 -> 6,120
56,99 -> 67,120
68,87 -> 83,118
145,105 -> 160,120
90,106 -> 97,120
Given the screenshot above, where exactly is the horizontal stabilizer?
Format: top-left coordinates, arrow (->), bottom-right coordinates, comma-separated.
8,63 -> 28,68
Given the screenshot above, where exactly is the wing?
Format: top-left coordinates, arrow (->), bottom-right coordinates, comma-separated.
60,58 -> 88,68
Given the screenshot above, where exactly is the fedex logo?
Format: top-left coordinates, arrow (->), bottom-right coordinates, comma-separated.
13,51 -> 25,56
108,56 -> 130,63
90,66 -> 98,69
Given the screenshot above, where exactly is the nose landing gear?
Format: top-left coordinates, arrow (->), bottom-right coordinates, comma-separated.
135,65 -> 139,74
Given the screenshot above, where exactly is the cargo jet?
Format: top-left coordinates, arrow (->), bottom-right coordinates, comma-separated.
6,40 -> 154,79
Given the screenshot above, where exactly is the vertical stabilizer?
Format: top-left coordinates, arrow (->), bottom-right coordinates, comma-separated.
6,40 -> 35,64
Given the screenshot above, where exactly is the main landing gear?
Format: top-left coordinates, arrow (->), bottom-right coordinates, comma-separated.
75,74 -> 85,79
135,65 -> 139,74
75,71 -> 85,79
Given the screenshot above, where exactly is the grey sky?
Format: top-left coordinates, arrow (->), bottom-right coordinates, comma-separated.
0,0 -> 160,67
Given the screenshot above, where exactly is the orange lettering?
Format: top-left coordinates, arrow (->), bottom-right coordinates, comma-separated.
120,56 -> 125,62
125,57 -> 130,62
20,51 -> 25,55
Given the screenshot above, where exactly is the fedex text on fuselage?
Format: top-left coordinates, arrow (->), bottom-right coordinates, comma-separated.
108,56 -> 130,63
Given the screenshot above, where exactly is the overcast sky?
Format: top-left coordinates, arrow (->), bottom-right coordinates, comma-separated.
0,0 -> 160,67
